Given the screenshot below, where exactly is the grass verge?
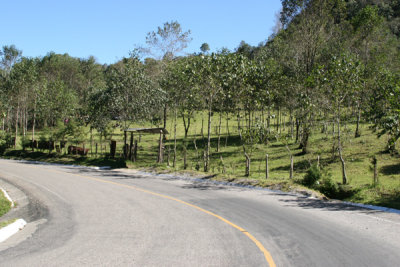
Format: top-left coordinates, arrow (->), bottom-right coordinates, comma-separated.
0,190 -> 12,218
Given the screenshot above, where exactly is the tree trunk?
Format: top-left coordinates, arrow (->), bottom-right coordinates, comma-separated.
167,145 -> 170,166
295,118 -> 300,143
163,103 -> 168,139
237,110 -> 241,138
265,154 -> 269,179
261,107 -> 265,129
22,107 -> 26,137
289,110 -> 294,139
217,112 -> 222,152
129,132 -> 134,161
372,156 -> 378,186
245,153 -> 250,177
244,151 -> 250,177
133,140 -> 138,162
32,109 -> 36,151
182,112 -> 191,139
225,113 -> 230,147
337,110 -> 348,185
205,102 -> 212,172
14,102 -> 19,148
267,105 -> 271,133
201,112 -> 205,141
173,108 -> 177,168
193,137 -> 200,170
290,155 -> 294,179
301,129 -> 309,154
157,130 -> 163,163
276,107 -> 280,132
183,142 -> 187,169
123,131 -> 127,159
90,128 -> 93,157
355,104 -> 361,138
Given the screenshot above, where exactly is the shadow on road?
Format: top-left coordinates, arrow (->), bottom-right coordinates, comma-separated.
274,194 -> 383,214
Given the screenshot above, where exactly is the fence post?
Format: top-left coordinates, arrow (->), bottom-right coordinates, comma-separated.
290,155 -> 294,179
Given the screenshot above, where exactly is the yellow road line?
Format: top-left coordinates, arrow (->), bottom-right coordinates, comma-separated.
15,163 -> 276,267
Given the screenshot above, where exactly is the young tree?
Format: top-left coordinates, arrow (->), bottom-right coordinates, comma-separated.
138,21 -> 192,132
104,55 -> 165,129
0,45 -> 22,75
316,54 -> 363,184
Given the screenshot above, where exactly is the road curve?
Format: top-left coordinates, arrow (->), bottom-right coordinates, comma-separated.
0,159 -> 399,266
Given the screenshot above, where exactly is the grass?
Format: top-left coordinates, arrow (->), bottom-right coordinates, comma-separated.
0,190 -> 12,218
1,111 -> 400,209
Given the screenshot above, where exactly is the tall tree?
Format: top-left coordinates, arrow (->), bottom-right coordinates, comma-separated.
138,21 -> 192,132
0,45 -> 22,75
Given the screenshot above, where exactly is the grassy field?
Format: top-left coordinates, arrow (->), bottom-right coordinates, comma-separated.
1,111 -> 400,209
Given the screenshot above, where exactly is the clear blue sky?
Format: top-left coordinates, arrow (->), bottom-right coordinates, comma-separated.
1,0 -> 282,64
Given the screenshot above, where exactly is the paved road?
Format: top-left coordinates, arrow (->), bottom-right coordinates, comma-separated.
0,159 -> 399,266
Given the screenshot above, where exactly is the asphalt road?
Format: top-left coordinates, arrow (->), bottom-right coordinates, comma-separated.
0,159 -> 399,266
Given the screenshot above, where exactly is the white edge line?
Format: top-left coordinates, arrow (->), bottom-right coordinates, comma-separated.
0,186 -> 26,243
0,188 -> 14,208
0,219 -> 27,243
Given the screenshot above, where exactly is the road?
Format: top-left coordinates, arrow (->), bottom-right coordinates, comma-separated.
0,159 -> 399,266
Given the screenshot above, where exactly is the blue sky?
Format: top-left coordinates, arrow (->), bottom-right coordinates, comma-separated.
1,0 -> 282,64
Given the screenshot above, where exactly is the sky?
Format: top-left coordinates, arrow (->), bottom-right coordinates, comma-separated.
1,0 -> 282,64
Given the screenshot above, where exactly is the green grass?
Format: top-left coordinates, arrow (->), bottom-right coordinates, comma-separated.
0,190 -> 12,217
2,111 -> 400,209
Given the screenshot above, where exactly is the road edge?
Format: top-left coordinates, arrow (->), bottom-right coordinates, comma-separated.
0,219 -> 27,242
0,186 -> 27,242
128,169 -> 400,215
2,158 -> 399,215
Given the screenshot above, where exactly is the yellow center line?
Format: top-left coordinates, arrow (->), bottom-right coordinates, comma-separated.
18,163 -> 276,267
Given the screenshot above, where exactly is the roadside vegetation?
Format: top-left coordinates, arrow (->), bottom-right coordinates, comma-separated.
1,1 -> 400,209
0,190 -> 11,218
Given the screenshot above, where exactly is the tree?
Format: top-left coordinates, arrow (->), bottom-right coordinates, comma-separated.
280,0 -> 311,28
138,21 -> 192,134
200,43 -> 210,54
140,21 -> 192,60
236,41 -> 255,59
368,69 -> 400,153
0,45 -> 22,75
103,55 -> 165,129
314,54 -> 363,184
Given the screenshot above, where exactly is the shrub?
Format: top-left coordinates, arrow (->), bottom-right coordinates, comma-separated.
20,136 -> 31,151
318,175 -> 339,198
0,131 -> 12,155
302,164 -> 321,186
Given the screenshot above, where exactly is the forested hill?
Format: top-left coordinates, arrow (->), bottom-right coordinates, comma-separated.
281,0 -> 400,31
346,0 -> 400,36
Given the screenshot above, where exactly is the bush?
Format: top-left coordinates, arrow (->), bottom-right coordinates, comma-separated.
0,131 -> 12,155
20,136 -> 31,151
302,164 -> 321,186
318,175 -> 339,198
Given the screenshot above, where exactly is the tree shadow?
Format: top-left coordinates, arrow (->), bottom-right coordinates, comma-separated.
271,159 -> 311,172
275,193 -> 385,213
380,164 -> 400,175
